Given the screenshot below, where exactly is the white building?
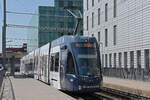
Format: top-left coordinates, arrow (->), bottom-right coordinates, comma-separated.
83,0 -> 150,81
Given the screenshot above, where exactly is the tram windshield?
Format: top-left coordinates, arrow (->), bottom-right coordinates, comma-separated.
72,42 -> 100,76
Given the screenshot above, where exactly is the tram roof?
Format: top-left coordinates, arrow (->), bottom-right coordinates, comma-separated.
51,35 -> 97,47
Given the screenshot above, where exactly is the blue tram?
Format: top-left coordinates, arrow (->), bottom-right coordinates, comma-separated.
21,35 -> 103,92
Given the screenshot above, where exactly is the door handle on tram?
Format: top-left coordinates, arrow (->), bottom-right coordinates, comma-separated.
51,78 -> 58,81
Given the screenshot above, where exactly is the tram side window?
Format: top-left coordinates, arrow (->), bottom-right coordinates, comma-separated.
55,53 -> 59,72
66,53 -> 75,74
50,56 -> 54,71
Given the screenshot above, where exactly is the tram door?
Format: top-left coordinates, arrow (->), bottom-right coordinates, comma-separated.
50,53 -> 60,89
50,55 -> 54,86
60,50 -> 67,89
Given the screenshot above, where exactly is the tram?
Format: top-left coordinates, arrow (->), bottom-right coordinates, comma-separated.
20,35 -> 103,92
20,51 -> 34,77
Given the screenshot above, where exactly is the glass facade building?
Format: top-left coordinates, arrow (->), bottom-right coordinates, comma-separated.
38,0 -> 83,47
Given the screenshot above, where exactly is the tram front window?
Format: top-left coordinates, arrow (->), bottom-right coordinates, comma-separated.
72,43 -> 100,76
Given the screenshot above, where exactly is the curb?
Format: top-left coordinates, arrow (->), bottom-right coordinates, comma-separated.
0,77 -> 5,100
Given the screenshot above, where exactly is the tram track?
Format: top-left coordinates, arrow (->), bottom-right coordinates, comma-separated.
97,87 -> 150,100
65,87 -> 150,100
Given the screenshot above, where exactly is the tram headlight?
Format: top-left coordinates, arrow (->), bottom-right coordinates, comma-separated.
70,78 -> 74,82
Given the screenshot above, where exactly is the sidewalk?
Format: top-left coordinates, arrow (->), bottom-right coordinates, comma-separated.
2,75 -> 75,100
103,77 -> 150,98
1,77 -> 14,100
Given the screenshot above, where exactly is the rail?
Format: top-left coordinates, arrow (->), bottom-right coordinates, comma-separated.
97,87 -> 150,100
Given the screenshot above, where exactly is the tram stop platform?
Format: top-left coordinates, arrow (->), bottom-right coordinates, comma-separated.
1,75 -> 75,100
103,77 -> 150,98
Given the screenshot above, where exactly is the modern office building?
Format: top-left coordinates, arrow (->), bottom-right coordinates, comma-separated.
84,0 -> 150,81
27,14 -> 38,52
38,0 -> 83,47
27,0 -> 83,52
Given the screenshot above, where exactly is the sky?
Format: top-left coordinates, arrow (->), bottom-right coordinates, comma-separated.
0,0 -> 54,53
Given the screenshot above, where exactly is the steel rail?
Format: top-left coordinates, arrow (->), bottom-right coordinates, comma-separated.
99,87 -> 150,100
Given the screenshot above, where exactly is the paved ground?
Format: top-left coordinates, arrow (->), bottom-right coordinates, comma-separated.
3,76 -> 75,100
103,77 -> 150,98
0,70 -> 5,90
1,77 -> 14,100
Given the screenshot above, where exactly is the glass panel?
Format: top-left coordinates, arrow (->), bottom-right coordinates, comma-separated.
137,50 -> 141,69
109,54 -> 112,68
119,53 -> 122,68
55,53 -> 59,72
105,54 -> 107,68
114,0 -> 117,18
105,29 -> 108,47
68,1 -> 73,6
130,51 -> 134,68
98,8 -> 100,25
124,52 -> 127,68
59,1 -> 64,7
105,3 -> 108,22
114,53 -> 116,68
66,53 -> 75,74
145,49 -> 149,70
72,42 -> 99,76
50,56 -> 54,71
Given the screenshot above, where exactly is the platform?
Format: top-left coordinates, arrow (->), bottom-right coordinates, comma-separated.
103,77 -> 150,98
8,76 -> 75,100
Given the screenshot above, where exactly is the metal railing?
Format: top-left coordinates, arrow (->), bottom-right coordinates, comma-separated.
103,67 -> 150,82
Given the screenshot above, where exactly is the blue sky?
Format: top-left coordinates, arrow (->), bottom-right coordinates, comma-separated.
0,0 -> 54,53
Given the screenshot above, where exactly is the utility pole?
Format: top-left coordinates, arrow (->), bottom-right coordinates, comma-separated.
2,0 -> 6,70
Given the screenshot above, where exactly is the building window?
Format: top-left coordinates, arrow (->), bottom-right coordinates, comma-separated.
109,54 -> 112,68
92,0 -> 94,7
105,3 -> 108,22
105,29 -> 108,47
98,32 -> 100,42
87,16 -> 88,30
105,54 -> 108,68
113,25 -> 117,45
102,54 -> 104,68
92,12 -> 94,28
124,52 -> 127,68
68,1 -> 73,6
58,11 -> 64,16
58,22 -> 64,28
114,0 -> 117,18
87,0 -> 88,10
68,22 -> 74,28
144,49 -> 149,70
98,8 -> 100,25
137,50 -> 141,69
66,53 -> 75,74
130,51 -> 134,68
59,1 -> 64,7
114,53 -> 116,68
119,53 -> 122,68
